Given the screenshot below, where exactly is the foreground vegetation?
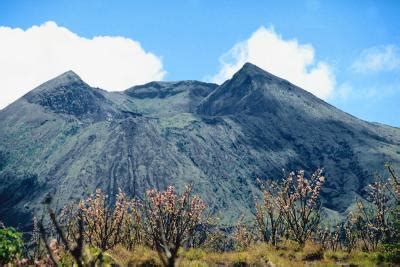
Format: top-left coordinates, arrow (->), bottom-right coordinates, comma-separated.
0,165 -> 399,266
109,241 -> 395,266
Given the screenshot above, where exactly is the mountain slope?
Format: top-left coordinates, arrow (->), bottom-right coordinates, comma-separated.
198,63 -> 400,210
1,63 -> 399,229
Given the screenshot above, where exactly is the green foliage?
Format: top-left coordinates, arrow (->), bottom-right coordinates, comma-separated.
59,252 -> 75,266
0,226 -> 24,264
35,235 -> 114,266
380,243 -> 400,263
82,246 -> 113,265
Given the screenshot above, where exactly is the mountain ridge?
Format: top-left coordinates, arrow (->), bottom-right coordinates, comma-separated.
1,63 -> 399,230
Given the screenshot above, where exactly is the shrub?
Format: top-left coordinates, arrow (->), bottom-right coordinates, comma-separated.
354,165 -> 400,252
141,185 -> 206,267
381,243 -> 400,263
278,170 -> 325,246
255,179 -> 283,246
356,179 -> 392,250
0,225 -> 24,264
78,189 -> 141,251
202,228 -> 234,252
57,188 -> 144,252
256,169 -> 325,247
233,216 -> 256,250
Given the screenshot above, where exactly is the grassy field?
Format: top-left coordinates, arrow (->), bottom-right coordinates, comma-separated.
107,241 -> 389,267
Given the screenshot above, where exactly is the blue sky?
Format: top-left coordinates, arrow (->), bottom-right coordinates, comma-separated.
0,0 -> 399,126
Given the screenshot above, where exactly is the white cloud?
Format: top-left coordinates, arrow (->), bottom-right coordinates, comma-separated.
0,21 -> 166,109
335,82 -> 353,100
352,45 -> 400,73
334,82 -> 398,101
211,26 -> 335,100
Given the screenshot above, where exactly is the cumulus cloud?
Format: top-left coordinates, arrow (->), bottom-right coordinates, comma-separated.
211,26 -> 335,100
352,45 -> 400,73
0,21 -> 166,109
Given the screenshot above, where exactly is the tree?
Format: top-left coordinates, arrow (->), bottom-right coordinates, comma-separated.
142,185 -> 206,267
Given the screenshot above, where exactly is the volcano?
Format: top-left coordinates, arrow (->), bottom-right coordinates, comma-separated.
1,63 -> 399,229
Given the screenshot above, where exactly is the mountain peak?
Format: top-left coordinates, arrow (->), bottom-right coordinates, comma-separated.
52,70 -> 83,85
25,70 -> 86,96
235,62 -> 281,81
60,70 -> 80,78
197,62 -> 324,116
240,62 -> 265,73
22,70 -> 108,117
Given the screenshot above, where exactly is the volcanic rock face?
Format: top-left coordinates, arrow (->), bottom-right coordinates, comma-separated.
1,63 -> 399,229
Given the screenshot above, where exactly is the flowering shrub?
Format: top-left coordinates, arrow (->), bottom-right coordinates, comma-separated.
19,166 -> 399,265
278,169 -> 325,246
255,179 -> 284,246
36,191 -> 130,266
30,216 -> 42,259
202,228 -> 234,252
311,166 -> 400,254
78,189 -> 138,250
356,176 -> 393,251
256,169 -> 325,246
142,185 -> 206,267
387,164 -> 400,242
381,164 -> 400,263
315,223 -> 341,251
309,165 -> 400,255
342,213 -> 359,252
233,216 -> 256,250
